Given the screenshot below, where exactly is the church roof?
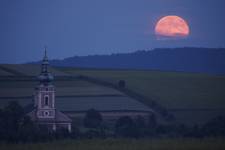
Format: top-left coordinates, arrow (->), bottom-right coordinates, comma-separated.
27,109 -> 72,123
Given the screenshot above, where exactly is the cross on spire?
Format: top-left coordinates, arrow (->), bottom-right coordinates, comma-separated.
44,46 -> 47,57
43,46 -> 48,61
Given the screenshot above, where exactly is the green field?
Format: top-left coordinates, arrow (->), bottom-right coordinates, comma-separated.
1,64 -> 225,125
59,68 -> 225,124
0,138 -> 225,150
0,80 -> 122,98
60,68 -> 225,110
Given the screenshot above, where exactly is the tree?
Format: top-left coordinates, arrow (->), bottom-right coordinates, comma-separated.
147,113 -> 157,128
3,101 -> 24,142
187,124 -> 202,138
146,113 -> 157,136
54,127 -> 70,140
19,116 -> 38,142
83,109 -> 102,129
0,101 -> 77,142
0,109 -> 5,140
115,116 -> 138,137
70,121 -> 81,139
118,80 -> 126,88
202,115 -> 225,137
134,115 -> 147,137
169,123 -> 190,137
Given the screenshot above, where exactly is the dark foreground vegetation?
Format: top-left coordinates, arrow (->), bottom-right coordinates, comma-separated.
1,138 -> 225,150
0,101 -> 225,144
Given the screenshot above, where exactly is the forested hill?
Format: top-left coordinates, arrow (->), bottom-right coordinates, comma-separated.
47,48 -> 225,75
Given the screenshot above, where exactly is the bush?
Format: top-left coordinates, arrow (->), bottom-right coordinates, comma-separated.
0,101 -> 24,142
83,109 -> 103,129
115,116 -> 138,138
134,115 -> 147,137
19,116 -> 38,142
118,80 -> 126,88
202,115 -> 225,137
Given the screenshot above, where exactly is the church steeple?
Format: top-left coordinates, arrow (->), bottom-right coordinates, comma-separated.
38,47 -> 54,84
29,49 -> 72,132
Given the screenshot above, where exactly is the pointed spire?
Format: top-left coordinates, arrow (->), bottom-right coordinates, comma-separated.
41,46 -> 49,73
39,46 -> 54,84
44,46 -> 47,57
43,46 -> 48,61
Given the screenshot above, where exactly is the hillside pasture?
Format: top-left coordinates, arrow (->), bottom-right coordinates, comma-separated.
0,77 -> 137,113
59,68 -> 225,124
0,68 -> 14,76
1,65 -> 225,125
60,68 -> 225,109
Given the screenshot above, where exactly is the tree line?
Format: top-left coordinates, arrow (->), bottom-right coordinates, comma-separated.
0,101 -> 225,143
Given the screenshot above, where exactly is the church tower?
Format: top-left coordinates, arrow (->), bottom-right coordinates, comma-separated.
28,48 -> 72,132
35,49 -> 55,119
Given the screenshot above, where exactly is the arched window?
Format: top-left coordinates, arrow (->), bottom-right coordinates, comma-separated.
44,96 -> 49,106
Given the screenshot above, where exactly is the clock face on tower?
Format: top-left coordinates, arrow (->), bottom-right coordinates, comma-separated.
44,111 -> 50,116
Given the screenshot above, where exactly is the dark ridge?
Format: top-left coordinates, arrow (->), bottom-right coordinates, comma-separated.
30,47 -> 225,75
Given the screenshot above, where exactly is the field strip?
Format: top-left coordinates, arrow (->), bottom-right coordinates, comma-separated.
0,94 -> 126,99
0,96 -> 32,99
169,108 -> 225,111
0,65 -> 26,76
56,94 -> 126,98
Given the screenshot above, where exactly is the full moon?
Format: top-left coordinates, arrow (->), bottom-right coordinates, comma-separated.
155,15 -> 190,38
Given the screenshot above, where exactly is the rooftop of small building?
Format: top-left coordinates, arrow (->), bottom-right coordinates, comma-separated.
27,109 -> 72,123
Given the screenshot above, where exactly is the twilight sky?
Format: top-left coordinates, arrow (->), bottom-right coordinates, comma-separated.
0,0 -> 225,63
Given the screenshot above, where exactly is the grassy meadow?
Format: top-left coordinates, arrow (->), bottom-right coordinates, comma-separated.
59,68 -> 225,124
0,138 -> 225,150
1,64 -> 225,124
0,72 -> 122,100
1,65 -> 225,149
60,68 -> 225,109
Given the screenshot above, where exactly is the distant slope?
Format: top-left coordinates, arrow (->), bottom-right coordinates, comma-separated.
1,63 -> 225,124
60,68 -> 225,124
0,67 -> 15,76
49,48 -> 225,75
60,68 -> 225,110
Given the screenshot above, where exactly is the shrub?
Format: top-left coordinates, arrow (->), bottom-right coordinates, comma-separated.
118,80 -> 126,88
83,109 -> 103,129
115,116 -> 138,138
